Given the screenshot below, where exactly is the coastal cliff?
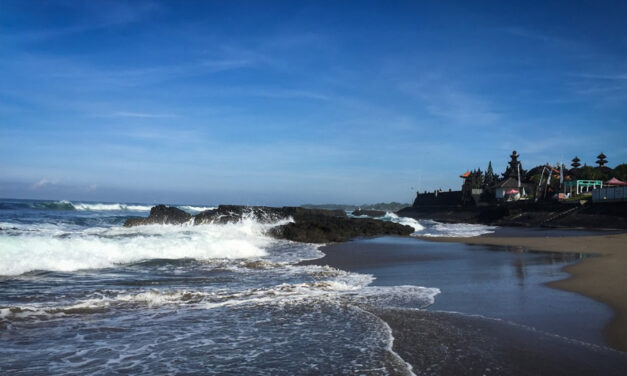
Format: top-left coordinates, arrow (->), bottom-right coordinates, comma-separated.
125,205 -> 414,243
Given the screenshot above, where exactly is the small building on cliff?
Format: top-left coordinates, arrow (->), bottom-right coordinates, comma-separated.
495,177 -> 526,200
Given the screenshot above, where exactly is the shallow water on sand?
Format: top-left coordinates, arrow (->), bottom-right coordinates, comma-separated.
308,236 -> 614,346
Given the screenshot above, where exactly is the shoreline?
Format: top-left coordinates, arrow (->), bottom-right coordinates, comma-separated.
305,235 -> 627,373
418,232 -> 627,352
375,308 -> 627,375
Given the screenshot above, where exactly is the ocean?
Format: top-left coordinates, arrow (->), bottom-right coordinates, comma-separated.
0,198 -> 618,375
0,199 -> 443,375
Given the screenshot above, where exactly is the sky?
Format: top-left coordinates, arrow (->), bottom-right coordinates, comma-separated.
1,0 -> 626,206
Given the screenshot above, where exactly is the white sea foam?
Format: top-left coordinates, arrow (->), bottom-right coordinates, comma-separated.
0,217 -> 290,276
72,202 -> 153,211
378,212 -> 425,232
371,212 -> 495,237
417,221 -> 496,237
177,205 -> 217,213
0,270 -> 439,320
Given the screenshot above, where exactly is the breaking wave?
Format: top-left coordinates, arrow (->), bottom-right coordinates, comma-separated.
177,205 -> 218,213
0,273 -> 439,320
0,216 -> 292,276
6,200 -> 154,212
349,211 -> 495,237
416,221 -> 497,237
73,202 -> 153,211
378,212 -> 425,232
1,200 -> 220,214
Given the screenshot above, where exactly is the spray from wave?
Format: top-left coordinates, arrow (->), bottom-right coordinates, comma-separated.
349,211 -> 495,237
0,216 -> 292,276
177,205 -> 218,213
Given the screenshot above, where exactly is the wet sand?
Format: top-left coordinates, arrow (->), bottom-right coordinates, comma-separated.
305,235 -> 627,374
421,232 -> 627,352
378,309 -> 627,376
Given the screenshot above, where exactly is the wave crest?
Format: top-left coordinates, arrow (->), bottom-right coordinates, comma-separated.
0,218 -> 290,276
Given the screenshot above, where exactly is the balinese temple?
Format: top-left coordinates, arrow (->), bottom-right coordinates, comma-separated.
596,153 -> 608,167
496,150 -> 527,200
503,150 -> 523,179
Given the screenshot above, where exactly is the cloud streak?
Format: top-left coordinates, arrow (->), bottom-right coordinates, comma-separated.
30,178 -> 58,190
105,112 -> 180,119
399,79 -> 500,125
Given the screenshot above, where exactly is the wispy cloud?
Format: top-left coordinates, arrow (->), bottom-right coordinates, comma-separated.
570,72 -> 627,81
502,27 -> 565,44
30,178 -> 58,190
399,79 -> 500,125
567,71 -> 627,105
3,1 -> 161,43
104,112 -> 179,119
217,87 -> 331,101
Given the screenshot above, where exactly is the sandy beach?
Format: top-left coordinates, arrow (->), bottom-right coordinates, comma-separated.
420,232 -> 627,352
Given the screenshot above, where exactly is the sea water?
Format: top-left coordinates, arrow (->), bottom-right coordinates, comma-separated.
349,211 -> 497,237
0,199 -> 439,375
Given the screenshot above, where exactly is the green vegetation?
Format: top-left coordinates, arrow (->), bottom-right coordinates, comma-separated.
613,164 -> 627,180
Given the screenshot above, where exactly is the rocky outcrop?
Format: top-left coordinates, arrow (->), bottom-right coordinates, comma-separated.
269,215 -> 414,243
124,205 -> 191,226
124,204 -> 412,242
352,209 -> 386,217
193,205 -> 347,225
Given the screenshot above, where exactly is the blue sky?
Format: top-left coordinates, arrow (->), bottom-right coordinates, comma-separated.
1,0 -> 626,205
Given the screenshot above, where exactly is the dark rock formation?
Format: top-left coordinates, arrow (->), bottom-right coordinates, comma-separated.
124,205 -> 191,227
125,204 -> 412,243
352,209 -> 386,217
269,216 -> 414,243
193,205 -> 347,225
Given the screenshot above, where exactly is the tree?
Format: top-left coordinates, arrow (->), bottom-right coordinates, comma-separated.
472,169 -> 484,189
578,165 -> 602,180
613,164 -> 627,181
571,156 -> 581,169
484,161 -> 497,186
596,153 -> 608,167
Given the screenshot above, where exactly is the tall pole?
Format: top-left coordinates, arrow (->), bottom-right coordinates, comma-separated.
545,165 -> 552,200
517,162 -> 521,188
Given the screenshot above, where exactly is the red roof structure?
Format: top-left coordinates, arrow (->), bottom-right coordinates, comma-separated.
460,171 -> 470,179
605,177 -> 627,186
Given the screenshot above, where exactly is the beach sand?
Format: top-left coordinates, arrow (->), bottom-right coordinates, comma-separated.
421,232 -> 627,352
